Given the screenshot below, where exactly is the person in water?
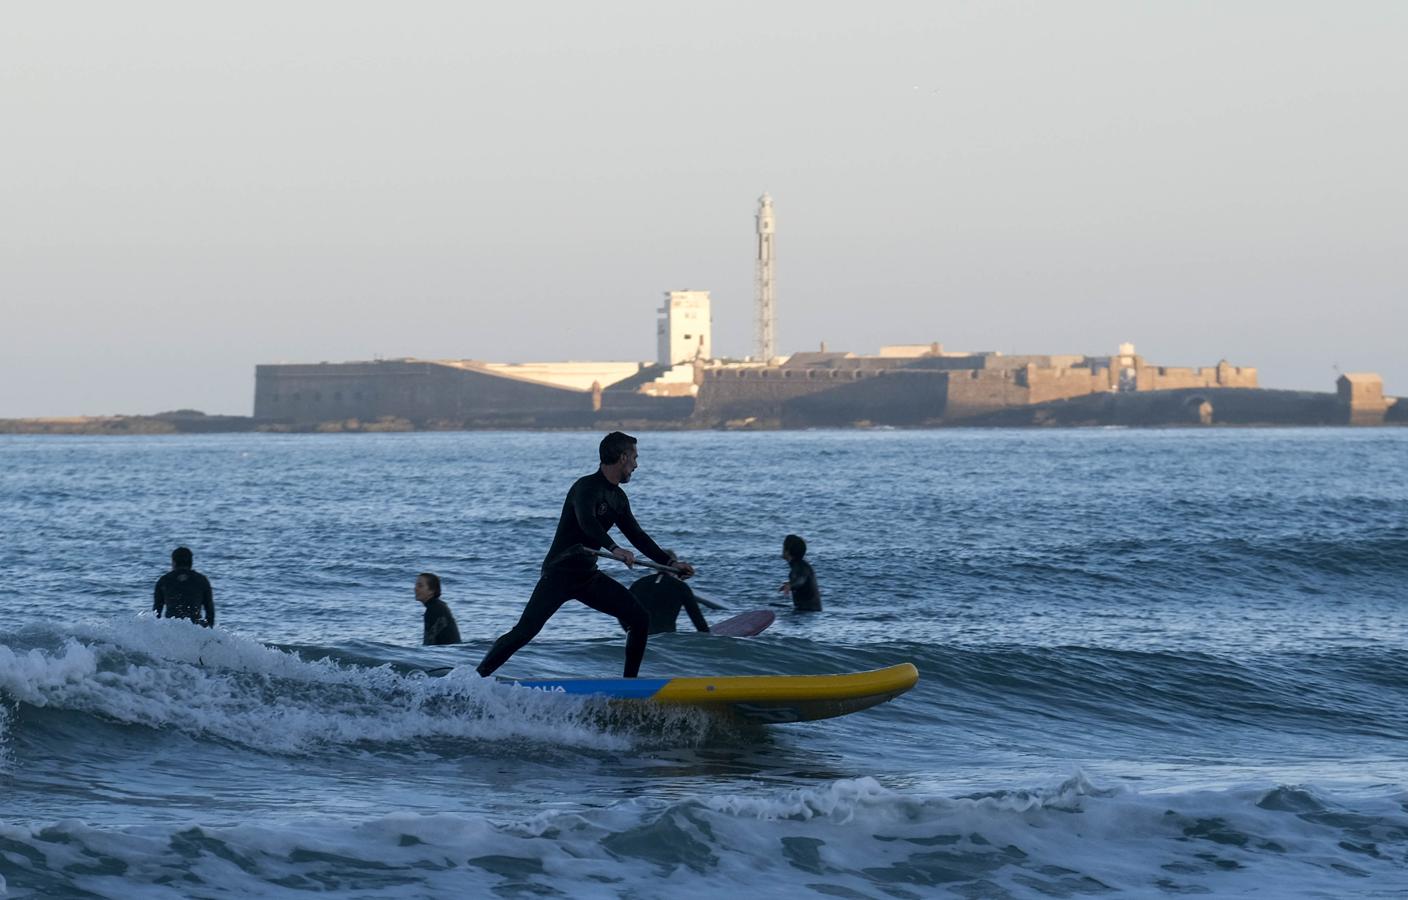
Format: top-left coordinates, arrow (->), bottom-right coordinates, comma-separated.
779,534 -> 822,612
416,572 -> 461,645
476,431 -> 695,678
629,551 -> 709,634
153,546 -> 215,627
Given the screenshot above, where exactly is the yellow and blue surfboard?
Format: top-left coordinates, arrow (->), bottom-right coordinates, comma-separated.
505,663 -> 918,724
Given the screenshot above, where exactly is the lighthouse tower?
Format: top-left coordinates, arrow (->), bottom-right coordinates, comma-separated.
754,193 -> 776,361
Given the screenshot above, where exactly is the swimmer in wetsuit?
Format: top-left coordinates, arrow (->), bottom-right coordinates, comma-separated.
629,566 -> 709,635
779,534 -> 822,612
476,432 -> 695,678
416,572 -> 461,645
153,546 -> 215,627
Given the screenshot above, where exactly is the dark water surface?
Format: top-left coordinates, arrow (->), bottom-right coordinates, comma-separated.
1,430 -> 1405,897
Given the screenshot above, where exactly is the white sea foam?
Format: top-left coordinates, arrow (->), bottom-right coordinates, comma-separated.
1,617 -> 641,754
0,640 -> 100,706
1,776 -> 1404,899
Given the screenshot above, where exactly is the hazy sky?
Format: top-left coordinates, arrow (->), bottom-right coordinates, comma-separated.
3,1 -> 1405,416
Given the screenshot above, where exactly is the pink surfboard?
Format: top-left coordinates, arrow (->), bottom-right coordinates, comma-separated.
708,609 -> 775,637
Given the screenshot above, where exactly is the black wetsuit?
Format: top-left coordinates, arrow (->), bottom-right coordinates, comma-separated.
422,598 -> 461,645
153,567 -> 215,627
476,470 -> 670,678
788,559 -> 822,612
630,573 -> 708,635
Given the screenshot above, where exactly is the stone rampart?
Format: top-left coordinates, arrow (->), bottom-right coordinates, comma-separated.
254,360 -> 693,427
781,371 -> 950,426
1137,361 -> 1257,391
255,360 -> 593,424
957,388 -> 1344,427
942,369 -> 1031,419
1337,373 -> 1393,425
693,367 -> 875,423
693,354 -> 1265,427
1022,365 -> 1111,405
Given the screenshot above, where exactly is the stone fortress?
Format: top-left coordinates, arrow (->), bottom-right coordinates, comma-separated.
252,196 -> 1400,431
252,319 -> 1398,432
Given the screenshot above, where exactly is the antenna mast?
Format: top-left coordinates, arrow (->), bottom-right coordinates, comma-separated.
754,193 -> 776,361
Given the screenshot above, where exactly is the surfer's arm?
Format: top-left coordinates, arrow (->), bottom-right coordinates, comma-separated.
682,592 -> 709,633
153,581 -> 164,616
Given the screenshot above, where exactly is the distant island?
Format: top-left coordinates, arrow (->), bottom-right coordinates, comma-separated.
5,358 -> 1402,435
0,410 -> 261,435
11,282 -> 1401,434
240,341 -> 1402,431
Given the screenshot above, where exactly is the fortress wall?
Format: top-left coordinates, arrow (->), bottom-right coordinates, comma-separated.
1337,374 -> 1393,425
255,361 -> 591,424
255,362 -> 405,421
1221,365 -> 1258,388
943,369 -> 1033,419
904,353 -> 1092,373
1137,363 -> 1258,391
1023,366 -> 1110,405
693,367 -> 872,422
698,363 -> 1130,426
957,388 -> 1345,427
990,354 -> 1088,370
254,355 -> 1272,429
781,371 -> 950,426
904,356 -> 992,371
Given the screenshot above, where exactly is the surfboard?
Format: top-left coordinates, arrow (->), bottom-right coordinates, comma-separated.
708,609 -> 775,637
504,663 -> 918,724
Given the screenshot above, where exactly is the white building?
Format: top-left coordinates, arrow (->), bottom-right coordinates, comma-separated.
657,290 -> 712,367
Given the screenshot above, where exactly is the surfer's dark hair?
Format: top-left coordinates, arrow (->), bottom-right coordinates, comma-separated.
783,534 -> 807,559
171,546 -> 193,567
599,431 -> 637,465
418,572 -> 441,600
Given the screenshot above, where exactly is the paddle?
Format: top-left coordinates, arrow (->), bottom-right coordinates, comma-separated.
685,591 -> 728,611
589,549 -> 729,610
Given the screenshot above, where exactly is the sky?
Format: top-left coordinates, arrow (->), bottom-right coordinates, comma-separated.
2,1 -> 1405,416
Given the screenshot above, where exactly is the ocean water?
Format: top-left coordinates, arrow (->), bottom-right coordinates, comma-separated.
1,429 -> 1405,898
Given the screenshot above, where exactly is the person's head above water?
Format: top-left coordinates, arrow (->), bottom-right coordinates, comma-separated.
171,546 -> 193,569
598,431 -> 639,485
782,534 -> 807,562
415,572 -> 441,605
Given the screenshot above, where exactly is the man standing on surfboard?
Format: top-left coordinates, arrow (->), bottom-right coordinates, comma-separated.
476,432 -> 695,678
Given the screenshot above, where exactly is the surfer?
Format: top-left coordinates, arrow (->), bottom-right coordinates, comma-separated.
779,534 -> 822,612
476,432 -> 695,678
629,556 -> 709,634
416,572 -> 461,645
153,546 -> 215,627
